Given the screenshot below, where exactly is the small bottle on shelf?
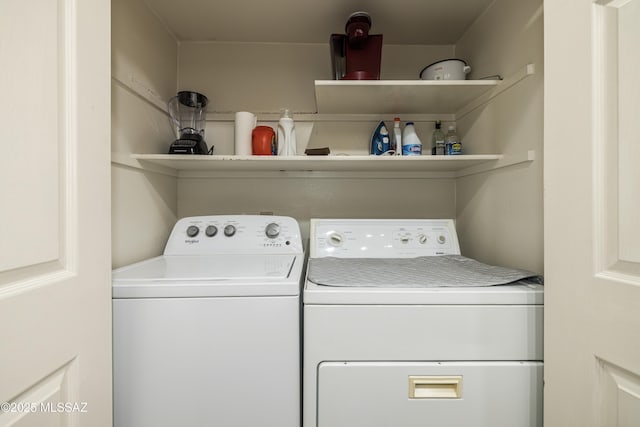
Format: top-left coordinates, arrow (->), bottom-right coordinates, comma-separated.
392,117 -> 402,156
432,120 -> 445,155
445,125 -> 462,155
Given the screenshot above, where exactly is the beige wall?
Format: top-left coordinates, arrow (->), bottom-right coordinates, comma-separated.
177,177 -> 456,241
180,41 -> 455,155
178,42 -> 454,114
454,0 -> 544,272
175,41 -> 458,236
111,0 -> 179,267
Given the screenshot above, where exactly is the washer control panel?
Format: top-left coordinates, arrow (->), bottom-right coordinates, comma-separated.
310,219 -> 460,258
164,215 -> 303,255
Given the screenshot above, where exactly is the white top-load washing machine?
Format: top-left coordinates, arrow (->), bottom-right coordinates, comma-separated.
303,219 -> 543,427
112,215 -> 304,427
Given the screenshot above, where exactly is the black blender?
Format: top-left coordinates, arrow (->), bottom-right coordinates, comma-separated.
168,91 -> 210,154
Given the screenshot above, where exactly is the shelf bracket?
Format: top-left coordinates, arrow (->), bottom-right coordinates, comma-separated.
455,150 -> 536,178
455,63 -> 536,120
112,152 -> 178,177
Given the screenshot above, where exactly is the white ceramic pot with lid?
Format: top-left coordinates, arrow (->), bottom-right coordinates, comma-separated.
420,59 -> 471,80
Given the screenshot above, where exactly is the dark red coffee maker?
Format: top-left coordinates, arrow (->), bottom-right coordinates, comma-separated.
330,12 -> 383,80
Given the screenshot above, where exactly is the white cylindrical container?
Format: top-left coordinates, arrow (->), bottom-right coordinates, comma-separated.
402,122 -> 422,155
234,111 -> 257,155
277,109 -> 297,156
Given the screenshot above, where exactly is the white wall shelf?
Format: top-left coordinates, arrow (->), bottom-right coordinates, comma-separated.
313,63 -> 534,116
122,151 -> 535,178
314,80 -> 499,115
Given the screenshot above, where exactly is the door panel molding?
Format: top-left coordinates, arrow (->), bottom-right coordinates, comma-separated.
57,0 -> 80,277
0,263 -> 73,298
592,0 -> 640,283
0,359 -> 79,427
0,0 -> 79,290
597,357 -> 640,427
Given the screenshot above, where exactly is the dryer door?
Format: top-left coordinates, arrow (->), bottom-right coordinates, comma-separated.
317,361 -> 542,427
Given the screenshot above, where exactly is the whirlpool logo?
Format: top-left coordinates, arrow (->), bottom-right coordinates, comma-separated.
185,239 -> 199,244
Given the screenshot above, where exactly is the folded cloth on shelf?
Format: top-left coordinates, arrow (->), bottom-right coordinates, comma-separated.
307,255 -> 543,288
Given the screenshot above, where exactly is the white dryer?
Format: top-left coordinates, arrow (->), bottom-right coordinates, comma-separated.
303,219 -> 543,427
113,215 -> 304,427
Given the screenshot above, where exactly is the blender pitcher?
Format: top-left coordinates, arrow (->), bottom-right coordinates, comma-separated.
168,91 -> 210,154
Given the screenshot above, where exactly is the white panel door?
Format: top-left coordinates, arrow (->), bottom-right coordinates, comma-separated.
0,0 -> 111,426
545,0 -> 640,426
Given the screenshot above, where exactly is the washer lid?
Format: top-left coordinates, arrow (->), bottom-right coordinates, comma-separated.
112,254 -> 302,298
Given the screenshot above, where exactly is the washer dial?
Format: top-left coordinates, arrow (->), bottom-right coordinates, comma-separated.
186,225 -> 199,238
205,225 -> 218,237
224,224 -> 236,237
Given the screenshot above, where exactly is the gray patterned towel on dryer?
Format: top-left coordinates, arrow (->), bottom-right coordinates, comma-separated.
307,255 -> 543,288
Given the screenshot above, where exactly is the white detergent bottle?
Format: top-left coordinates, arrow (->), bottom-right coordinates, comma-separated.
277,108 -> 297,156
402,122 -> 422,155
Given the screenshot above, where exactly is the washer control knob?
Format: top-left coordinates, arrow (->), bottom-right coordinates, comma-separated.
418,234 -> 428,244
205,225 -> 218,237
224,224 -> 236,237
265,223 -> 280,239
328,232 -> 344,246
437,235 -> 447,244
186,225 -> 199,238
400,235 -> 410,244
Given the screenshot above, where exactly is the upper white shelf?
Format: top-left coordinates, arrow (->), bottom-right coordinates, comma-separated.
123,152 -> 536,179
131,153 -> 501,172
314,79 -> 500,115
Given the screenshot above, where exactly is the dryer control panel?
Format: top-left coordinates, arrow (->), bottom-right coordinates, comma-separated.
164,215 -> 303,255
310,219 -> 460,258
